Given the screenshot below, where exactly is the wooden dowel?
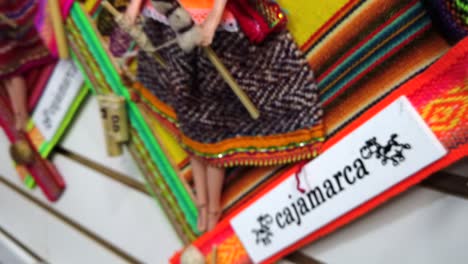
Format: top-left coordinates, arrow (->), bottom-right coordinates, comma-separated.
101,1 -> 166,67
204,47 -> 260,119
49,0 -> 69,59
101,1 -> 120,17
154,39 -> 178,51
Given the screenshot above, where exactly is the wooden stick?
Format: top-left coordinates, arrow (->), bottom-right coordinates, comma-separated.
0,14 -> 17,28
101,1 -> 120,17
101,1 -> 166,67
154,39 -> 178,51
204,47 -> 260,119
49,0 -> 69,59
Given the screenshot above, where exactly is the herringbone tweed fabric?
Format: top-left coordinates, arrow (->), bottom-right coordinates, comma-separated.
138,19 -> 322,145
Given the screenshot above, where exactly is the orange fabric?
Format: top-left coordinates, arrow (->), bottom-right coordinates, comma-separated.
134,82 -> 177,119
179,0 -> 215,9
170,37 -> 468,264
134,83 -> 324,167
180,125 -> 323,155
324,31 -> 449,134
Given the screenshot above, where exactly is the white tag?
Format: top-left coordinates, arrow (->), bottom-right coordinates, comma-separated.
230,96 -> 447,263
32,60 -> 83,140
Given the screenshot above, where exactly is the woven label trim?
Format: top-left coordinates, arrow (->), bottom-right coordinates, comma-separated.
230,96 -> 447,263
32,60 -> 83,140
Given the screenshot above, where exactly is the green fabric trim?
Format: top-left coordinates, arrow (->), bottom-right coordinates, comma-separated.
70,51 -> 98,95
70,3 -> 197,231
39,86 -> 89,157
24,174 -> 36,189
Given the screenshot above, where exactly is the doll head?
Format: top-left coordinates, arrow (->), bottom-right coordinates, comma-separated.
10,140 -> 35,165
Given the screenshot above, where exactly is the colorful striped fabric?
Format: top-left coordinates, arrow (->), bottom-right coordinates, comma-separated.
66,3 -> 200,236
129,129 -> 198,243
35,0 -> 74,56
66,0 -> 457,243
171,35 -> 468,264
0,0 -> 52,78
196,0 -> 451,224
67,18 -> 198,243
301,0 -> 450,135
111,0 -> 451,237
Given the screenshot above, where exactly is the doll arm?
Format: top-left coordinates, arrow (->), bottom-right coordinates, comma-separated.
125,0 -> 145,24
199,0 -> 228,46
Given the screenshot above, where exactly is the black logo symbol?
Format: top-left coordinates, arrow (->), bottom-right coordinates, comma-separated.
252,214 -> 274,246
360,134 -> 411,166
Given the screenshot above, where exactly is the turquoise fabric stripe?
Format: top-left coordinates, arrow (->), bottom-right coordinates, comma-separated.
69,4 -> 198,231
321,15 -> 431,102
318,2 -> 429,102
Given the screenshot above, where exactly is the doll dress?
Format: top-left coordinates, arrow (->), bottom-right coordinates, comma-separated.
137,0 -> 324,167
0,0 -> 51,79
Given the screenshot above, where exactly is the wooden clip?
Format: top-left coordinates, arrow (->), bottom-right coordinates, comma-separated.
97,95 -> 125,157
105,95 -> 129,143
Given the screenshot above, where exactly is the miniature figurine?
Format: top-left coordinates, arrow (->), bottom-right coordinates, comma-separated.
121,0 -> 323,232
0,0 -> 52,131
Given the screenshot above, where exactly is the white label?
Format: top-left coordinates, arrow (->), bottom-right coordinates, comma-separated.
32,60 -> 83,140
230,97 -> 447,263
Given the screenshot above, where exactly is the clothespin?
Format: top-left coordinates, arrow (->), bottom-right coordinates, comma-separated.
49,0 -> 69,59
97,95 -> 129,157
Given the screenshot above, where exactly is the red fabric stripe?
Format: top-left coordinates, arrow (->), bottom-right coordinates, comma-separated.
171,36 -> 468,264
300,0 -> 362,52
317,0 -> 419,83
322,24 -> 431,106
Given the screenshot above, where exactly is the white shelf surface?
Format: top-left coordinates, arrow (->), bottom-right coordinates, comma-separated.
0,94 -> 466,263
0,96 -> 183,263
300,184 -> 468,263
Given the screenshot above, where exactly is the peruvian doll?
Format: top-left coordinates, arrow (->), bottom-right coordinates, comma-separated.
123,0 -> 323,232
0,0 -> 52,131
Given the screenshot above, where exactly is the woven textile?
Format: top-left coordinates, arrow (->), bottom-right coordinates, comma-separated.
302,0 -> 450,136
96,0 -> 129,36
66,7 -> 201,238
0,0 -> 52,79
137,18 -> 324,167
129,129 -> 198,243
171,35 -> 468,264
135,0 -> 451,236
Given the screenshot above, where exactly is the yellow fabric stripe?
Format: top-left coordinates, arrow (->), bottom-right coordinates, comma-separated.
278,0 -> 349,46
